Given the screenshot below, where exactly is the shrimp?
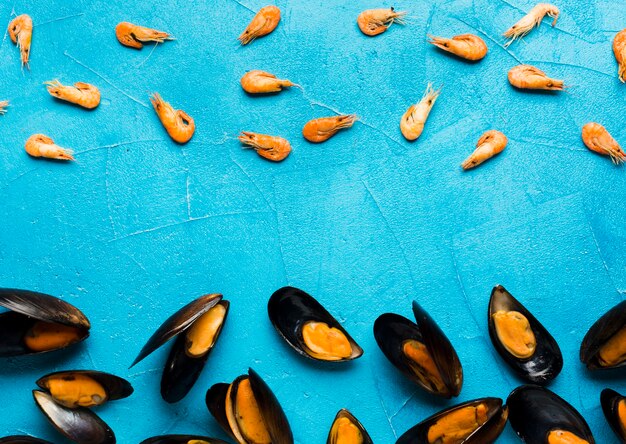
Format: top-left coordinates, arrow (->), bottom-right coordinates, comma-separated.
302,115 -> 357,143
461,130 -> 508,170
240,70 -> 298,94
508,65 -> 565,91
428,34 -> 488,61
0,100 -> 8,115
357,7 -> 407,37
150,93 -> 195,144
8,14 -> 33,68
25,134 -> 74,161
115,22 -> 172,49
45,80 -> 101,109
614,29 -> 626,83
503,3 -> 559,47
400,83 -> 441,141
239,131 -> 291,162
582,123 -> 625,165
238,5 -> 281,45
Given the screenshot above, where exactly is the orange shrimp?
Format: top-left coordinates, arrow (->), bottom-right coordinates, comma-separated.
8,14 -> 33,68
302,115 -> 357,143
582,123 -> 625,164
508,65 -> 565,91
461,130 -> 508,170
614,29 -> 626,83
150,93 -> 195,144
357,8 -> 407,37
428,34 -> 488,61
400,83 -> 441,141
25,134 -> 74,161
239,131 -> 291,162
238,5 -> 281,45
45,80 -> 101,109
0,100 -> 8,115
240,70 -> 297,94
503,3 -> 559,47
115,22 -> 172,49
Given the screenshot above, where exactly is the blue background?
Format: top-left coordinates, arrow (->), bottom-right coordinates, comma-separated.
1,0 -> 625,442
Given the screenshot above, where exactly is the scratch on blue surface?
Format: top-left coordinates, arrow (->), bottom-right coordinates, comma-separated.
33,12 -> 84,27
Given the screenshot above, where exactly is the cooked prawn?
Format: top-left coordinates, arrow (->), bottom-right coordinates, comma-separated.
238,5 -> 281,45
150,93 -> 195,144
582,123 -> 625,164
115,22 -> 172,49
8,14 -> 33,68
302,115 -> 357,143
357,7 -> 407,37
240,70 -> 298,94
508,65 -> 565,90
25,134 -> 74,161
428,34 -> 487,61
45,80 -> 101,109
614,29 -> 626,83
503,3 -> 559,47
400,83 -> 441,141
239,131 -> 291,162
461,130 -> 508,170
0,101 -> 8,115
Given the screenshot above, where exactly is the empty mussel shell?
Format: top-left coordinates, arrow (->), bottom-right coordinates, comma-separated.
601,388 -> 626,442
205,368 -> 294,444
488,285 -> 563,383
507,385 -> 595,444
396,397 -> 508,444
373,301 -> 463,398
327,409 -> 373,444
33,390 -> 115,444
0,288 -> 90,356
140,435 -> 230,444
0,437 -> 54,444
580,300 -> 626,370
268,286 -> 363,362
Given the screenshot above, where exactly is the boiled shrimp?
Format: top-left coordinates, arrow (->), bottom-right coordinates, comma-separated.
240,70 -> 297,94
508,65 -> 565,91
0,101 -> 8,115
400,83 -> 441,141
302,115 -> 357,143
238,5 -> 280,45
115,22 -> 172,49
357,8 -> 407,37
428,34 -> 487,61
8,14 -> 33,68
614,29 -> 626,82
150,93 -> 195,144
239,131 -> 291,162
503,3 -> 559,46
25,134 -> 74,161
582,123 -> 625,165
461,130 -> 508,170
45,80 -> 101,109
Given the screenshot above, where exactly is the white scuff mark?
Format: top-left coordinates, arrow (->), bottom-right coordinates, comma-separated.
586,217 -> 622,294
526,59 -> 613,78
34,12 -> 84,27
77,138 -> 166,155
230,152 -> 274,212
371,362 -> 398,440
135,41 -> 158,69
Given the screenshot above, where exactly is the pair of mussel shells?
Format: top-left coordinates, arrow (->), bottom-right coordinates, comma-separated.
580,299 -> 626,371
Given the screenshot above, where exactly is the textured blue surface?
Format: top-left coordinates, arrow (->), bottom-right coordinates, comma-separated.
1,0 -> 625,442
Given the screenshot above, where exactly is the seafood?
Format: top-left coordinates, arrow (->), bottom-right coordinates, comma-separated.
140,436 -> 230,444
327,409 -> 373,444
150,93 -> 195,144
580,300 -> 626,370
268,286 -> 363,362
25,134 -> 74,161
615,29 -> 626,82
461,130 -> 508,170
508,65 -> 565,91
0,437 -> 54,444
8,14 -> 32,68
601,389 -> 626,442
115,22 -> 172,49
428,34 -> 488,61
581,122 -> 625,165
240,70 -> 297,94
0,100 -> 8,115
239,131 -> 292,162
302,115 -> 357,143
238,6 -> 281,45
357,8 -> 406,37
503,3 -> 560,47
45,80 -> 101,109
400,83 -> 441,141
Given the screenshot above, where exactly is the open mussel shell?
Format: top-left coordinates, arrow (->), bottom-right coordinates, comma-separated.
33,390 -> 115,444
601,388 -> 626,442
488,285 -> 562,384
507,385 -> 595,443
580,300 -> 626,370
373,301 -> 463,398
268,286 -> 363,362
140,435 -> 230,444
0,437 -> 54,444
396,397 -> 507,444
327,409 -> 373,444
0,288 -> 90,357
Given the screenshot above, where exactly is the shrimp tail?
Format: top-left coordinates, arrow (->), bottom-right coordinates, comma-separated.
0,100 -> 8,114
427,35 -> 451,51
55,149 -> 75,161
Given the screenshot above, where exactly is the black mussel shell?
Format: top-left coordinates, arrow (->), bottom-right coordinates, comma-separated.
327,409 -> 373,444
396,397 -> 507,444
140,435 -> 230,444
205,382 -> 231,436
33,390 -> 115,444
507,385 -> 595,443
37,370 -> 133,407
373,301 -> 463,398
601,388 -> 626,442
268,286 -> 363,362
580,300 -> 626,370
161,300 -> 230,403
0,437 -> 54,444
488,285 -> 563,384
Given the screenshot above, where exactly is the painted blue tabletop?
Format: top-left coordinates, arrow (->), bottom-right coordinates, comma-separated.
1,0 -> 625,442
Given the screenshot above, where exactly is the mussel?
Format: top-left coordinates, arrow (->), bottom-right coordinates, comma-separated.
0,438 -> 54,444
268,286 -> 363,362
601,388 -> 626,443
507,385 -> 595,443
327,409 -> 373,444
205,367 -> 294,444
580,300 -> 626,370
373,301 -> 463,398
140,436 -> 230,444
396,397 -> 508,444
488,285 -> 563,383
0,288 -> 90,356
131,294 -> 229,403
